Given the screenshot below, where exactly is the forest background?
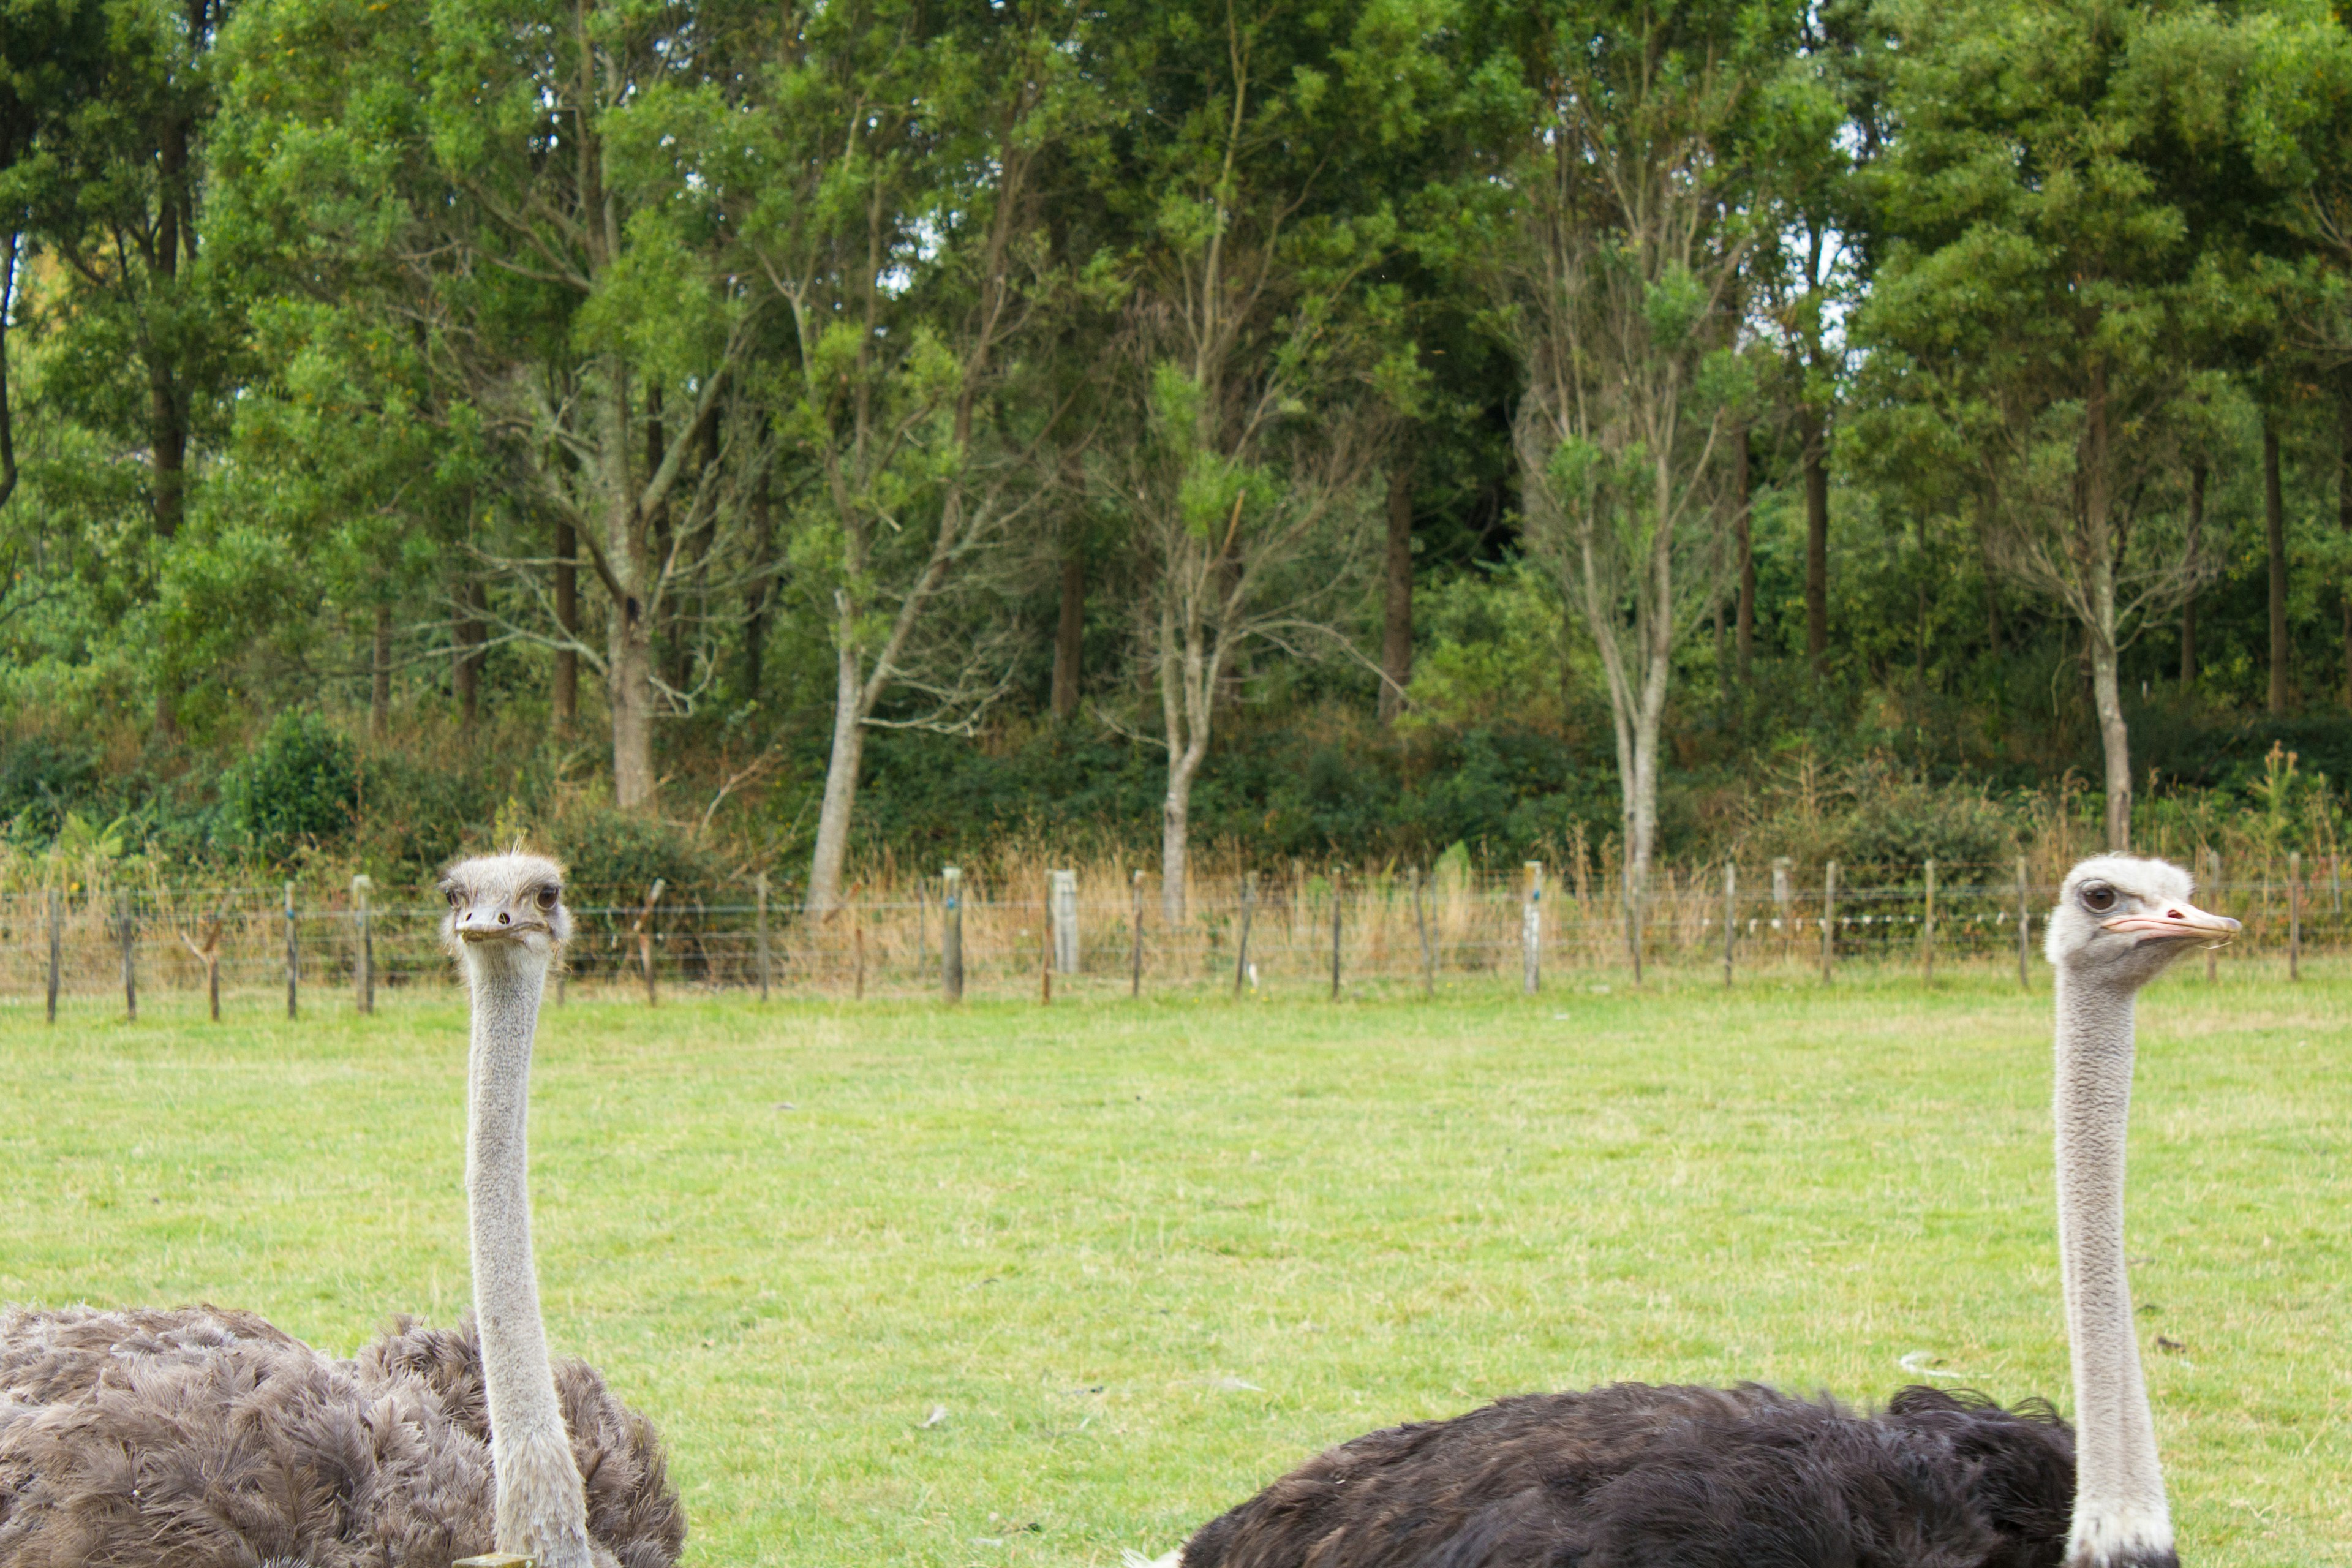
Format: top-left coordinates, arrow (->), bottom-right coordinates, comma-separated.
7,0 -> 2352,919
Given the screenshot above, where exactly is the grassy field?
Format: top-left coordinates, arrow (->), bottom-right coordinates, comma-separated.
0,968 -> 2345,1566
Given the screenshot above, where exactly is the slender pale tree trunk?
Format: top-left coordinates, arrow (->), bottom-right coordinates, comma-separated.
2082,371 -> 2130,851
1379,459 -> 1414,721
598,377 -> 658,809
2265,415 -> 2287,714
805,631 -> 870,916
1158,587 -> 1217,925
2090,625 -> 2132,853
1800,405 -> 1829,674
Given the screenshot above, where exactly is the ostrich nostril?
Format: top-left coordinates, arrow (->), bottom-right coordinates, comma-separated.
2167,909 -> 2182,919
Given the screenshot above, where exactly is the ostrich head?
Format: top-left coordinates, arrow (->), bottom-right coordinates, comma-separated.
440,851 -> 573,964
2042,853 -> 2236,989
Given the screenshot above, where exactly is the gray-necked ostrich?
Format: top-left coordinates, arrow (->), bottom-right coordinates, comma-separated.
1165,854 -> 2231,1568
0,853 -> 683,1568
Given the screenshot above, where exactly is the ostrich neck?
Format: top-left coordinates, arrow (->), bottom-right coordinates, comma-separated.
464,944 -> 598,1568
2052,966 -> 2174,1568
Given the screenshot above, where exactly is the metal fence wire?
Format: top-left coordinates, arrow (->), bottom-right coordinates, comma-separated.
2,852 -> 2335,1012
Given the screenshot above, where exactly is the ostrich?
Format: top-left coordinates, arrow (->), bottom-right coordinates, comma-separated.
1161,854 -> 2231,1568
0,853 -> 684,1568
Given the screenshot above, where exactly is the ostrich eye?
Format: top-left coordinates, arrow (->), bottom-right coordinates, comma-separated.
535,885 -> 559,913
444,888 -> 461,910
2081,883 -> 2117,914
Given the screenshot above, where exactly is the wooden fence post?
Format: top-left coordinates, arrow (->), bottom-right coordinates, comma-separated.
118,892 -> 138,1023
45,888 -> 61,1025
856,902 -> 869,1001
1128,870 -> 1144,998
2016,856 -> 2031,991
284,882 -> 298,1020
1522,862 -> 1543,994
1722,859 -> 1736,987
1412,865 -> 1435,997
1233,872 -> 1256,999
1820,861 -> 1838,983
1771,857 -> 1793,962
1922,859 -> 1937,986
353,875 -> 374,1015
943,867 -> 965,1003
2206,849 -> 2222,983
1329,867 -> 1344,1001
633,880 -> 666,1005
2288,849 -> 2302,982
1050,869 -> 1079,974
755,873 -> 772,1003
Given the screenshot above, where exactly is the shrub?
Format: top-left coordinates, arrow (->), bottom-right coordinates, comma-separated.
221,713 -> 360,863
0,737 -> 102,843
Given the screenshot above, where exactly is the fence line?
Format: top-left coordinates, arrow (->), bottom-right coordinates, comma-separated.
1,858 -> 2333,1012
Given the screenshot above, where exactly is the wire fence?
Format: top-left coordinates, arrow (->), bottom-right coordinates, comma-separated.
2,851 -> 2340,1017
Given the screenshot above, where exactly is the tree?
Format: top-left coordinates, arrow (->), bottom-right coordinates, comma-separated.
1494,0 -> 1771,963
4,0 -> 241,734
740,0 -> 1085,917
219,0 -> 777,806
1086,0 -> 1463,922
1858,0 -> 2288,850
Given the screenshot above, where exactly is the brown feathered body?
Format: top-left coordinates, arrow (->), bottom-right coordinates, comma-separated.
1182,1382 -> 2076,1568
0,1306 -> 684,1568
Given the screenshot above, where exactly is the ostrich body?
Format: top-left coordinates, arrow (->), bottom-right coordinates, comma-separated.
0,854 -> 684,1568
1174,855 -> 2230,1568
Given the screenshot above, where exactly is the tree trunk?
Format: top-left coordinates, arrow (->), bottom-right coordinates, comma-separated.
1379,459 -> 1414,721
743,463 -> 774,707
0,230 -> 20,510
453,579 -> 487,727
1733,424 -> 1754,680
2090,629 -> 2132,851
2266,415 -> 2287,715
371,601 -> 392,742
597,370 -> 658,810
554,519 -> 579,728
2180,461 -> 2203,689
2339,395 -> 2351,709
805,639 -> 869,918
1799,404 -> 1829,674
1161,755 -> 1197,928
1052,554 -> 1083,720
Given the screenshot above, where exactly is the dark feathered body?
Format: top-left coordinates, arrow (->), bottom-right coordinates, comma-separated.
0,1306 -> 683,1568
1182,1383 -> 2075,1568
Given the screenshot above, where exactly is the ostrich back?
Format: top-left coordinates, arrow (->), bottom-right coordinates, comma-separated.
1180,1382 -> 2075,1568
0,1306 -> 684,1568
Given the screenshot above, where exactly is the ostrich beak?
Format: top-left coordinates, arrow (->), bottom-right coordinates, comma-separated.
453,906 -> 550,943
2101,900 -> 2239,944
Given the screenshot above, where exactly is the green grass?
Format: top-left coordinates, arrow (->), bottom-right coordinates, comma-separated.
1,970 -> 2346,1566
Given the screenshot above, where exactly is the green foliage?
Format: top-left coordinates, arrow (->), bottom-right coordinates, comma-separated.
220,713 -> 360,863
0,737 -> 100,843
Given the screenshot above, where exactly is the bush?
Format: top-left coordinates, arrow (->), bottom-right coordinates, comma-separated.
0,737 -> 102,843
545,803 -> 729,982
221,713 -> 360,863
